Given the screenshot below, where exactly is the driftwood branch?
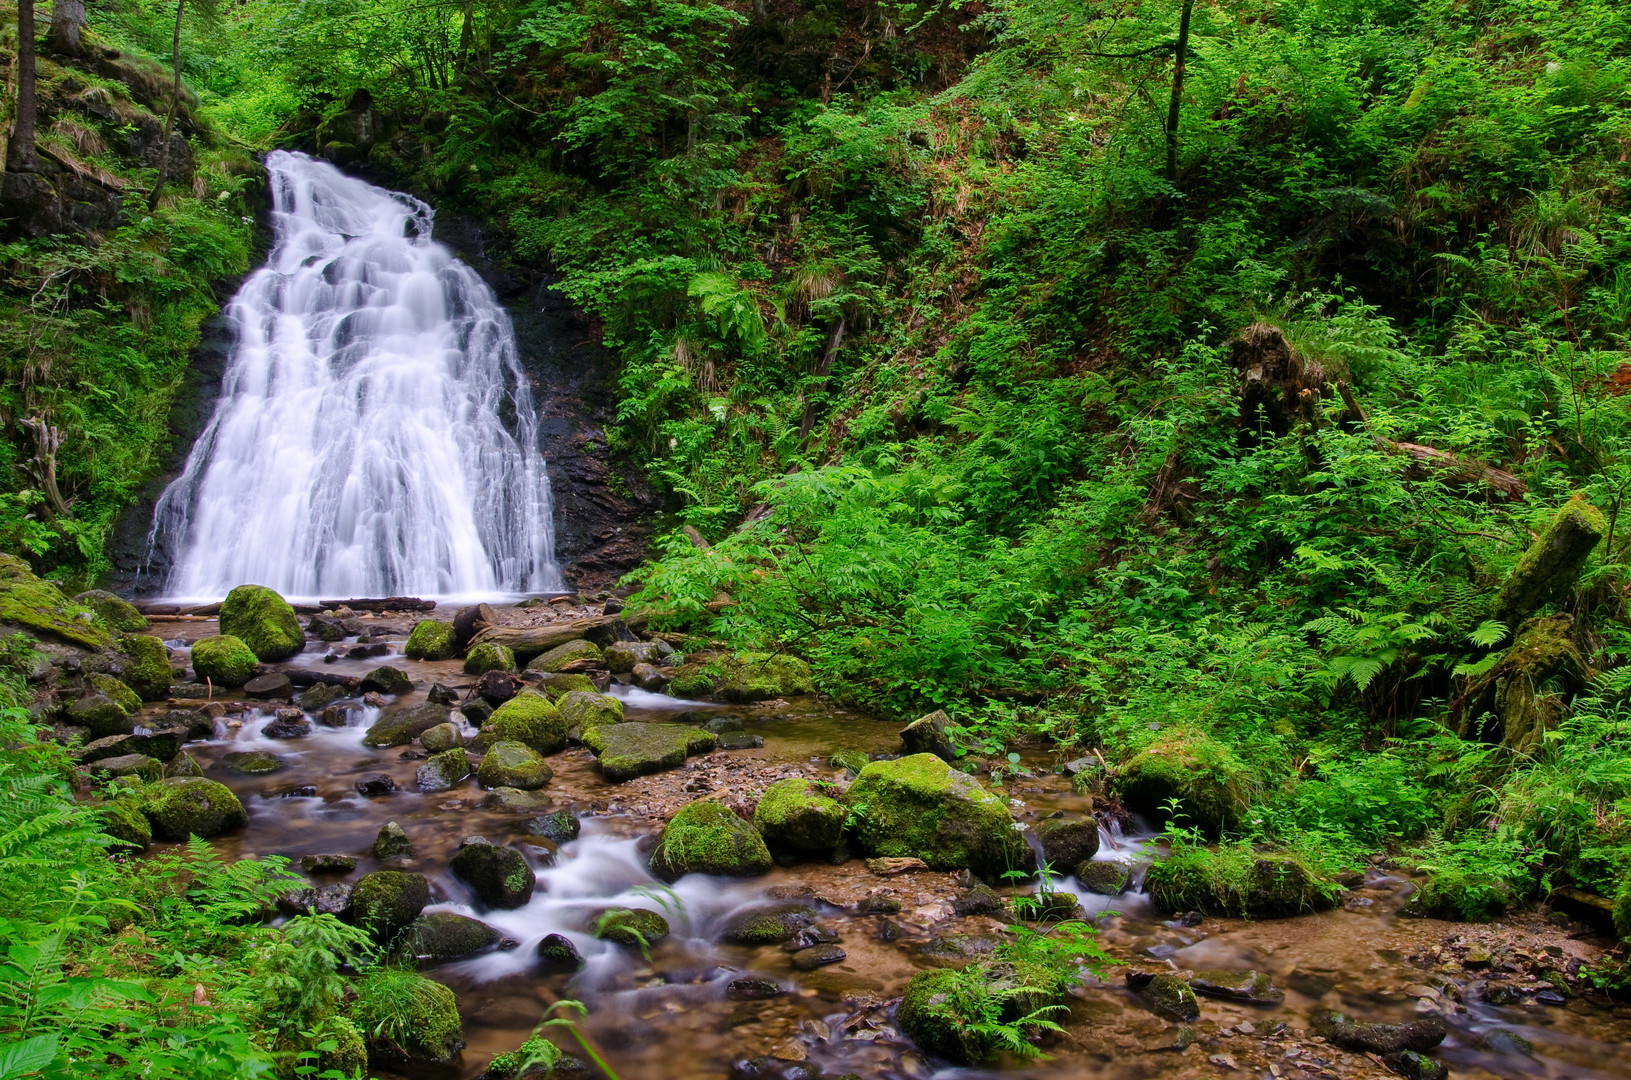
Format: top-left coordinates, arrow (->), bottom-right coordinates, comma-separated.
1335,383 -> 1526,500
21,417 -> 70,516
468,613 -> 649,660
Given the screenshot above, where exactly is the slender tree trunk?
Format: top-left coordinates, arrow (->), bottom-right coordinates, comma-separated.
9,0 -> 40,173
1165,0 -> 1194,186
457,1 -> 474,71
798,314 -> 846,447
46,0 -> 86,57
147,0 -> 185,210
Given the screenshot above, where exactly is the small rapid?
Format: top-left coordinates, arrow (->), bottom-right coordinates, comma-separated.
147,150 -> 560,600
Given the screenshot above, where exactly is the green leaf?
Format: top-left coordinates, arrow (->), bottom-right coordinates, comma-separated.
0,1034 -> 58,1079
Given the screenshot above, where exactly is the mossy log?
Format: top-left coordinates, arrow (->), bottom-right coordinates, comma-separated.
1452,613 -> 1585,752
1496,497 -> 1606,626
468,613 -> 647,661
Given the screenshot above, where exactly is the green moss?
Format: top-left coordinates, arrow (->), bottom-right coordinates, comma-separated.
352,970 -> 462,1062
668,671 -> 716,698
464,641 -> 516,675
710,652 -> 815,702
75,590 -> 149,633
218,585 -> 304,662
534,672 -> 596,700
592,907 -> 670,946
98,796 -> 152,850
896,968 -> 990,1064
485,690 -> 567,754
754,778 -> 846,850
556,690 -> 624,735
117,633 -> 173,700
88,673 -> 141,715
1615,873 -> 1631,941
720,904 -> 815,944
1146,844 -> 1337,917
528,638 -> 602,672
585,722 -> 709,781
141,777 -> 248,840
844,754 -> 1025,878
404,620 -> 458,660
351,870 -> 430,943
486,1036 -> 562,1079
650,800 -> 773,880
1113,729 -> 1255,835
0,554 -> 112,649
190,635 -> 259,687
317,1017 -> 367,1078
1497,496 -> 1607,623
476,741 -> 553,790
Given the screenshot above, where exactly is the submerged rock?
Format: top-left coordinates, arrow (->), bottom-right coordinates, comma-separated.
584,722 -> 712,781
351,870 -> 429,942
451,840 -> 536,908
592,907 -> 669,947
223,750 -> 283,774
726,977 -> 782,1000
790,944 -> 846,970
1189,969 -> 1285,1004
718,732 -> 764,750
650,801 -> 773,880
142,777 -> 248,839
219,584 -> 304,662
189,634 -> 259,687
844,754 -> 1028,879
1382,1050 -> 1448,1080
754,778 -> 846,851
915,934 -> 998,968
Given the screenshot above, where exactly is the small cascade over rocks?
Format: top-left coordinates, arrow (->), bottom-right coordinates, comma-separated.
147,150 -> 559,599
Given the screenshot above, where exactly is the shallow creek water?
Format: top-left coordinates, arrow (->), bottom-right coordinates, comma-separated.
137,611 -> 1631,1080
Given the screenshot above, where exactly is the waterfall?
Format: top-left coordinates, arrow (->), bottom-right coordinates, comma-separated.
148,151 -> 560,600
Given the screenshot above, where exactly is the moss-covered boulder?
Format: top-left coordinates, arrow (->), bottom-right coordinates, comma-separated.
74,589 -> 149,633
1037,816 -> 1100,870
219,584 -> 304,662
754,778 -> 847,851
1145,972 -> 1201,1020
463,642 -> 516,675
898,969 -> 989,1064
603,640 -> 661,673
482,691 -> 566,754
87,673 -> 141,716
668,671 -> 716,698
1077,859 -> 1132,895
592,907 -> 669,947
0,553 -> 112,650
359,665 -> 412,696
404,620 -> 458,661
533,671 -> 597,700
557,690 -> 624,736
87,753 -> 163,783
68,693 -> 135,738
584,722 -> 714,781
99,796 -> 153,850
223,750 -> 283,774
190,635 -> 259,688
352,971 -> 462,1062
844,754 -> 1028,879
475,741 -> 553,790
374,821 -> 415,861
712,652 -> 815,702
416,748 -> 471,793
396,911 -> 503,964
363,702 -> 451,747
419,722 -> 463,754
116,633 -> 173,701
720,905 -> 816,945
1146,847 -> 1336,917
450,841 -> 536,908
142,777 -> 248,839
1113,729 -> 1254,835
352,871 -> 430,942
650,800 -> 772,881
528,638 -> 602,672
900,709 -> 956,760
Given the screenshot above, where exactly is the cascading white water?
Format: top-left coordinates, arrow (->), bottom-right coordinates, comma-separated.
147,150 -> 560,599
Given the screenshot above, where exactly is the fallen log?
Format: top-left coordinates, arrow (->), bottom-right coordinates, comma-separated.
468,613 -> 648,661
1336,383 -> 1526,500
318,597 -> 437,613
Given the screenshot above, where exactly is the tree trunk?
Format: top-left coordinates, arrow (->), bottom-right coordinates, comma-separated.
1165,0 -> 1194,186
797,315 -> 846,447
8,0 -> 40,173
457,1 -> 474,71
46,0 -> 86,57
147,0 -> 186,210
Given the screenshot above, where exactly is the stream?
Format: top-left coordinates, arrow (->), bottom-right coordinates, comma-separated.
137,609 -> 1631,1080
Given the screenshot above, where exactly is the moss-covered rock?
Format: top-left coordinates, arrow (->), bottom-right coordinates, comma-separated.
557,690 -> 624,736
844,754 -> 1029,879
533,671 -> 597,700
223,750 -> 283,774
529,638 -> 602,672
316,1017 -> 367,1079
359,666 -> 412,696
1310,1009 -> 1447,1055
353,971 -> 462,1062
1497,496 -> 1607,625
592,907 -> 669,947
480,787 -> 554,813
483,691 -> 567,754
584,722 -> 713,781
142,777 -> 248,839
450,841 -> 536,908
363,702 -> 451,747
87,753 -> 162,783
87,673 -> 141,716
1113,729 -> 1255,835
712,652 -> 815,702
1037,816 -> 1100,870
668,671 -> 716,698
476,741 -> 553,790
351,871 -> 430,942
374,821 -> 415,861
463,642 -> 516,675
603,640 -> 661,673
0,553 -> 112,650
897,968 -> 988,1064
190,635 -> 259,688
720,905 -> 816,945
416,748 -> 471,793
1076,859 -> 1132,895
1145,972 -> 1201,1020
68,693 -> 135,738
99,796 -> 152,849
396,911 -> 503,964
116,633 -> 173,701
74,589 -> 149,633
1146,846 -> 1336,917
419,722 -> 463,753
404,620 -> 458,660
1189,969 -> 1285,1004
650,800 -> 772,880
900,709 -> 955,760
754,778 -> 847,851
535,933 -> 585,974
219,584 -> 304,662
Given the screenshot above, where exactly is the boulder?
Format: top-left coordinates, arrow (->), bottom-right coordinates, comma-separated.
0,552 -> 112,650
351,870 -> 430,942
720,905 -> 816,945
374,821 -> 415,860
280,883 -> 355,919
1113,729 -> 1253,835
222,750 -> 283,774
78,727 -> 182,764
416,748 -> 471,793
631,663 -> 669,692
556,691 -> 624,736
1076,860 -> 1131,895
1189,969 -> 1284,1005
99,797 -> 152,849
1145,972 -> 1200,1020
87,753 -> 162,783
476,669 -> 519,704
591,907 -> 669,947
307,613 -> 348,642
753,778 -> 846,851
900,709 -> 955,760
480,787 -> 553,813
404,620 -> 458,661
951,884 -> 1008,917
536,933 -> 585,973
702,715 -> 744,733
712,652 -> 815,702
117,633 -> 173,700
1037,816 -> 1100,870
475,742 -> 553,790
419,722 -> 464,753
164,753 -> 203,779
88,673 -> 142,715
844,754 -> 1028,879
898,969 -> 986,1064
532,672 -> 597,700
142,777 -> 248,839
244,672 -> 293,699
427,683 -> 459,705
650,801 -> 772,881
916,935 -> 998,969
218,584 -> 304,662
460,698 -> 493,725
481,691 -> 567,754
396,911 -> 503,964
450,840 -> 536,908
363,702 -> 450,747
74,590 -> 148,633
529,639 -> 603,672
354,971 -> 462,1063
296,682 -> 349,711
602,640 -> 660,673
69,693 -> 135,738
1147,849 -> 1335,917
359,666 -> 412,696
1309,1010 -> 1447,1054
463,642 -> 516,675
190,635 -> 259,687
524,810 -> 580,843
584,722 -> 713,781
